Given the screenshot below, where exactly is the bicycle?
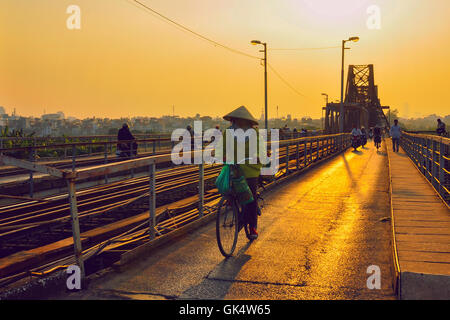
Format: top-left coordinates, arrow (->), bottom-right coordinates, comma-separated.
215,159 -> 266,258
374,135 -> 381,150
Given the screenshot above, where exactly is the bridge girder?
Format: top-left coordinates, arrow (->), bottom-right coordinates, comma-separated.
325,64 -> 389,133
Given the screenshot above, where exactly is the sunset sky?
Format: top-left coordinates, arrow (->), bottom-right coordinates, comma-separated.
0,0 -> 449,120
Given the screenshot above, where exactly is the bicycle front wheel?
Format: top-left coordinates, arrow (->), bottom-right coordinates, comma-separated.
216,196 -> 239,257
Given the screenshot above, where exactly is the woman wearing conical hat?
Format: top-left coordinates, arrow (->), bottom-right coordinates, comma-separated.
216,105 -> 266,240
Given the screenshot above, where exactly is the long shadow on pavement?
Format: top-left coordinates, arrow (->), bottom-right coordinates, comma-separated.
179,241 -> 253,299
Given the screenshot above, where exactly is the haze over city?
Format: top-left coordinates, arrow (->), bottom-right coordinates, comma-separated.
1,0 -> 449,120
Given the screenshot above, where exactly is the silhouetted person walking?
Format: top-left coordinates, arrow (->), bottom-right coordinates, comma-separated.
390,119 -> 401,152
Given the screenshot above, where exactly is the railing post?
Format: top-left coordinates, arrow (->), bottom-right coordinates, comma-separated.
309,138 -> 313,163
421,137 -> 426,175
414,136 -> 418,164
72,144 -> 76,171
317,137 -> 320,159
104,143 -> 108,184
285,142 -> 289,175
328,137 -> 331,155
431,139 -> 437,188
427,139 -> 432,180
439,141 -> 445,200
149,162 -> 156,239
29,146 -> 35,198
331,136 -> 334,154
130,142 -> 135,178
296,139 -> 299,170
304,140 -> 307,167
198,160 -> 204,218
67,178 -> 85,280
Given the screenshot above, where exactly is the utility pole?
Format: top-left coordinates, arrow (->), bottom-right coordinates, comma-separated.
251,40 -> 268,130
264,42 -> 268,130
339,37 -> 359,133
340,40 -> 346,133
321,94 -> 329,133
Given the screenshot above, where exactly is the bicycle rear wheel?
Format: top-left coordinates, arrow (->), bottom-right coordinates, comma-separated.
216,197 -> 239,257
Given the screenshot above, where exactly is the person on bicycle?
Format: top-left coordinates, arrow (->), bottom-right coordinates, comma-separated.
374,125 -> 382,148
361,127 -> 367,144
217,106 -> 264,240
351,126 -> 362,137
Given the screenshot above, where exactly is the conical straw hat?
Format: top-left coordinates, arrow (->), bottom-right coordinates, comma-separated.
223,106 -> 259,126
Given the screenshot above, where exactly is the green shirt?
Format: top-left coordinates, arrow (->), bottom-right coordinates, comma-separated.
215,127 -> 266,178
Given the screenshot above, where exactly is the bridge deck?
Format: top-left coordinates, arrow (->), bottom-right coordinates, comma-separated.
53,143 -> 395,300
387,139 -> 450,299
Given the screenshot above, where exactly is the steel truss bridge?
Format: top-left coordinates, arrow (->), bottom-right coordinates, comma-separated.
324,64 -> 390,133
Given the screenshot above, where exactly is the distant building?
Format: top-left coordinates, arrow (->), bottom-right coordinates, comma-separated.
0,106 -> 5,115
42,112 -> 64,121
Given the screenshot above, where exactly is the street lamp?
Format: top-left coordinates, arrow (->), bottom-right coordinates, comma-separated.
321,93 -> 328,131
251,40 -> 268,130
321,93 -> 329,105
339,36 -> 359,133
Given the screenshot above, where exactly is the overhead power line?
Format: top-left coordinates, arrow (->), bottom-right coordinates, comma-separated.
269,46 -> 341,51
268,63 -> 308,99
127,0 -> 307,100
128,0 -> 260,60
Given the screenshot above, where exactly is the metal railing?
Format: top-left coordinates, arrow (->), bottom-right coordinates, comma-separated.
400,132 -> 450,205
0,137 -> 177,200
0,137 -> 174,161
0,132 -> 351,284
404,130 -> 449,138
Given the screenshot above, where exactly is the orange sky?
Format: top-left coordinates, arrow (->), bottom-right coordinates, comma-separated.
1,0 -> 449,119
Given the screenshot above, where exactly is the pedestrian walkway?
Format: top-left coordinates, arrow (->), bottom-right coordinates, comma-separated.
387,139 -> 450,299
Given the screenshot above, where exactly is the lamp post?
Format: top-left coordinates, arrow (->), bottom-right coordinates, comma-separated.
339,36 -> 359,133
321,93 -> 328,131
251,40 -> 268,130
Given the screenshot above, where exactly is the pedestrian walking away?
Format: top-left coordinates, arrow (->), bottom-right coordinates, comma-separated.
389,119 -> 401,152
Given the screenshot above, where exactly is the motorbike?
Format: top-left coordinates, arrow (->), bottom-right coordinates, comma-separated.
361,134 -> 367,147
352,135 -> 361,151
116,141 -> 138,158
